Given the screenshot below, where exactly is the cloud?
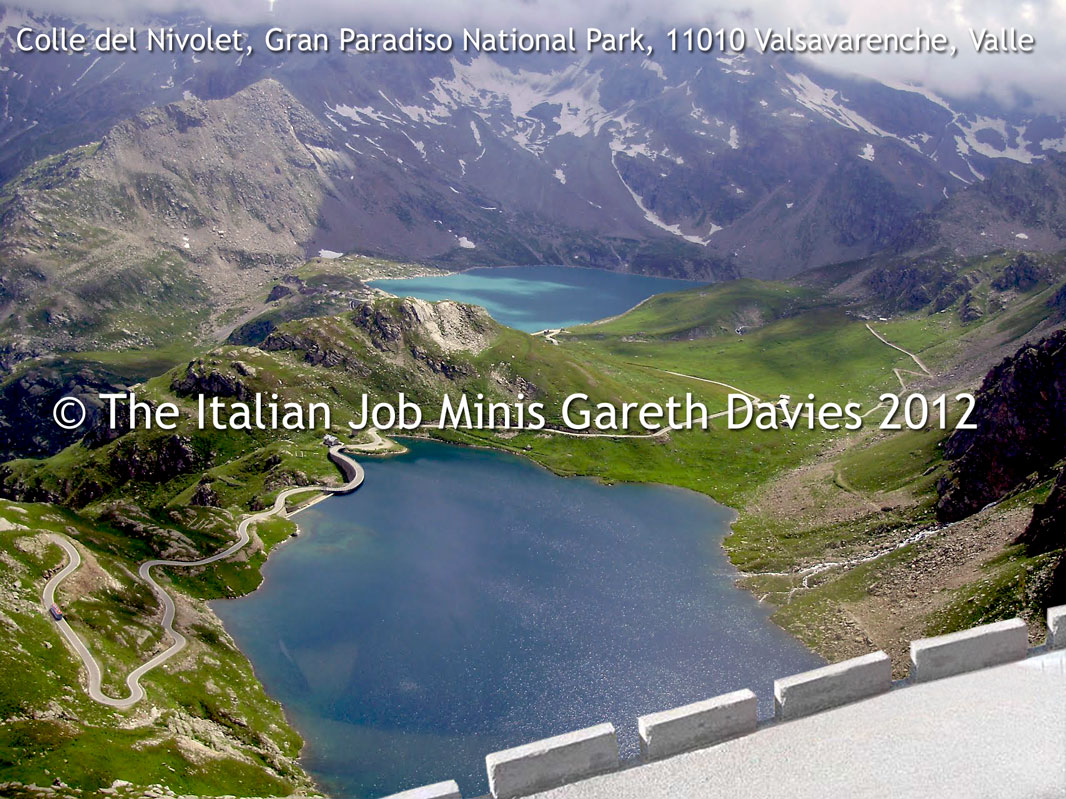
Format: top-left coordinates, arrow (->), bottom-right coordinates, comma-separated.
16,0 -> 1066,110
716,0 -> 1066,111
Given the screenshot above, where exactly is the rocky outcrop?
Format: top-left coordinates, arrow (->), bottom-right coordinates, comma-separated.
1016,468 -> 1066,604
1018,469 -> 1066,555
190,477 -> 222,509
352,301 -> 407,351
112,435 -> 203,484
171,360 -> 252,400
2,432 -> 207,509
860,251 -> 1062,319
1050,283 -> 1066,320
933,275 -> 978,313
0,472 -> 63,505
353,297 -> 494,355
0,360 -> 127,461
959,292 -> 984,323
936,329 -> 1066,521
866,255 -> 958,313
261,298 -> 494,382
407,346 -> 474,379
991,253 -> 1048,292
398,298 -> 494,354
266,283 -> 295,302
97,502 -> 202,558
260,328 -> 368,375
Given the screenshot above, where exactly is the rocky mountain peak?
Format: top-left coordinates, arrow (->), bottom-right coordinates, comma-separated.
0,78 -> 356,363
937,328 -> 1066,521
351,297 -> 495,355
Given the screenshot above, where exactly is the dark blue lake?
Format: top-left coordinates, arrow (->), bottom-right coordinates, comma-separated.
213,440 -> 822,798
368,265 -> 700,331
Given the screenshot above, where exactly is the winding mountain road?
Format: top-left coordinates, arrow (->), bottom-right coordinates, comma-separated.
42,445 -> 364,710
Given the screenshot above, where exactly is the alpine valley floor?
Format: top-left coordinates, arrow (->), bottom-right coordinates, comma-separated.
1,253 -> 1065,797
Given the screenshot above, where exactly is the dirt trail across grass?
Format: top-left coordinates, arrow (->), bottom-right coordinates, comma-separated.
866,323 -> 933,390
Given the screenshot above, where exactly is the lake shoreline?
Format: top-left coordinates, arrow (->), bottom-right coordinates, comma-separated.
366,261 -> 707,279
213,439 -> 823,798
366,264 -> 704,332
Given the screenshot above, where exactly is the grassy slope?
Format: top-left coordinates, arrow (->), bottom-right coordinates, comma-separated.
558,263 -> 1065,668
0,500 -> 310,797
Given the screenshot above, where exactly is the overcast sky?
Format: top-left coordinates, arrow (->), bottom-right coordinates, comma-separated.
20,0 -> 1066,110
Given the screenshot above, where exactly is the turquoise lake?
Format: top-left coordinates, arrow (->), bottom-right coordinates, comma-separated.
213,440 -> 823,798
368,265 -> 700,331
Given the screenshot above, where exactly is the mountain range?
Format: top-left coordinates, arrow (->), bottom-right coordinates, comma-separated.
6,7 -> 1066,283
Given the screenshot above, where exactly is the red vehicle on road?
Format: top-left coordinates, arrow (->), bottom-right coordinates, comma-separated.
49,603 -> 64,621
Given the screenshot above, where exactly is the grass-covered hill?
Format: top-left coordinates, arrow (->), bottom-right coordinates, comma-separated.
0,500 -> 314,798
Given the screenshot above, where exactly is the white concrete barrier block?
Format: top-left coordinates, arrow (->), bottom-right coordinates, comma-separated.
486,723 -> 619,799
910,618 -> 1028,682
638,688 -> 757,761
774,651 -> 892,720
1048,606 -> 1066,650
380,780 -> 461,799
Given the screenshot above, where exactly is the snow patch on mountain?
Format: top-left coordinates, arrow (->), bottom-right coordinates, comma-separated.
402,131 -> 427,159
642,59 -> 666,81
72,56 -> 101,86
413,56 -> 615,154
328,102 -> 400,127
786,73 -> 898,141
610,151 -> 708,245
717,54 -> 752,76
954,116 -> 1036,163
609,116 -> 685,164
